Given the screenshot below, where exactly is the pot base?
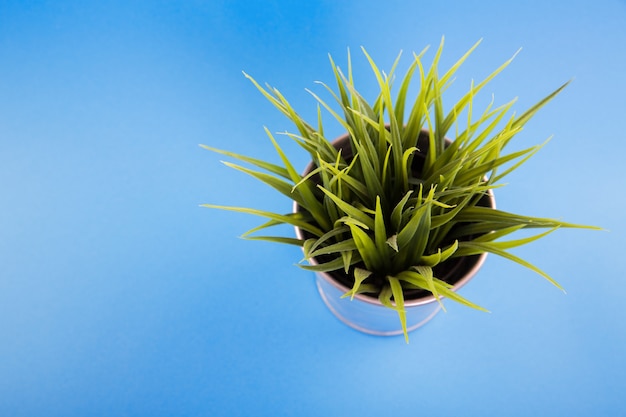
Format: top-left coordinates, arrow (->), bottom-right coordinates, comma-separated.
316,273 -> 443,336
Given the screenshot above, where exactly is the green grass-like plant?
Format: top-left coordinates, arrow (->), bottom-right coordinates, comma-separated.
202,39 -> 598,342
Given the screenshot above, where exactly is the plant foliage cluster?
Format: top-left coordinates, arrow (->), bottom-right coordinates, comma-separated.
203,39 -> 596,341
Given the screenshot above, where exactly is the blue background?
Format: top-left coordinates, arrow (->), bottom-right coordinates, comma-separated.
1,1 -> 624,416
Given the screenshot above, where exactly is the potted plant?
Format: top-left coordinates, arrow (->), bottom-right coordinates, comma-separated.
202,39 -> 598,342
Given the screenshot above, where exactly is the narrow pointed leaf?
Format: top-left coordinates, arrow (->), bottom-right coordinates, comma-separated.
457,241 -> 564,291
202,204 -> 325,237
343,268 -> 373,300
388,276 -> 409,343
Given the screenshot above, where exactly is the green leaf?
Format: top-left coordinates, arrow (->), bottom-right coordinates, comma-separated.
396,188 -> 433,264
403,53 -> 428,146
220,160 -> 305,207
386,235 -> 399,252
300,253 -> 361,272
420,240 -> 459,266
243,235 -> 305,246
200,144 -> 290,180
361,47 -> 404,188
412,265 -> 444,311
243,71 -> 316,140
401,147 -> 419,190
348,222 -> 384,271
390,190 -> 414,232
307,239 -> 358,259
396,270 -> 488,312
317,186 -> 375,230
454,207 -> 601,230
439,38 -> 483,87
457,240 -> 565,291
373,196 -> 390,259
304,226 -> 350,256
430,186 -> 487,229
430,278 -> 488,312
313,155 -> 370,201
378,285 -> 393,310
201,204 -> 325,237
241,217 -> 292,237
279,131 -> 338,163
341,250 -> 353,274
439,44 -> 520,138
342,268 -> 373,300
265,128 -> 331,230
336,216 -> 370,230
512,80 -> 571,130
388,276 -> 408,343
490,139 -> 548,184
394,47 -> 425,127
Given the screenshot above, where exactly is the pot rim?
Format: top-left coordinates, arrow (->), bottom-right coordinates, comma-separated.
293,129 -> 496,308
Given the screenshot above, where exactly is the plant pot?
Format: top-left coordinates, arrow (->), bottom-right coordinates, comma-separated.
294,130 -> 496,337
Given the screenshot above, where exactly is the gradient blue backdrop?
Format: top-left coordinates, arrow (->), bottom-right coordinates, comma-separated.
1,1 -> 624,416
